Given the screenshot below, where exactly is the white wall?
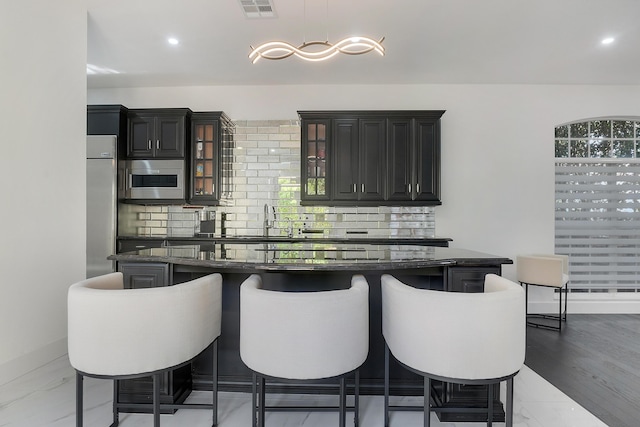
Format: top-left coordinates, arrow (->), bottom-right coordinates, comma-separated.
89,84 -> 640,313
0,0 -> 87,383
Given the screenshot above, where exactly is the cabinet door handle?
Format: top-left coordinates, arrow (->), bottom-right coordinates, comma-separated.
353,184 -> 356,193
156,140 -> 160,150
147,140 -> 152,150
361,184 -> 365,193
408,183 -> 412,193
416,183 -> 420,193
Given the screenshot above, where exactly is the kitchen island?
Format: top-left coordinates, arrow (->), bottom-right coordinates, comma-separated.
109,242 -> 512,422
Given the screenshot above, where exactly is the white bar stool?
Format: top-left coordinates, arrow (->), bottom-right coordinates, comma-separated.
381,273 -> 525,427
68,272 -> 223,427
239,274 -> 369,427
517,254 -> 569,331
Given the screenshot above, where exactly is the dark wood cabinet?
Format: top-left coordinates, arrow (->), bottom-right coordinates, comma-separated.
116,262 -> 190,413
87,104 -> 128,137
387,118 -> 412,201
189,112 -> 234,205
387,117 -> 441,202
300,110 -> 445,206
302,119 -> 331,201
127,109 -> 191,158
119,262 -> 169,288
414,118 -> 441,202
332,119 -> 358,201
87,104 -> 128,160
359,118 -> 387,201
332,118 -> 386,201
446,266 -> 501,293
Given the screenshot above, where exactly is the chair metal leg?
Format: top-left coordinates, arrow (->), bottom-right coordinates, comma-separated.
112,379 -> 119,427
212,340 -> 218,427
258,375 -> 266,427
564,282 -> 569,321
247,368 -> 361,427
153,373 -> 160,427
251,373 -> 258,427
339,376 -> 346,427
506,378 -> 514,427
76,372 -> 83,427
523,281 -> 567,332
558,285 -> 563,331
354,370 -> 360,427
424,376 -> 430,427
487,383 -> 493,427
384,343 -> 390,427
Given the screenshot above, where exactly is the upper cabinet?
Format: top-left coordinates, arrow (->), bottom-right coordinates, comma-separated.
387,116 -> 442,203
87,104 -> 128,160
127,108 -> 191,158
299,110 -> 445,206
332,118 -> 386,202
188,112 -> 234,205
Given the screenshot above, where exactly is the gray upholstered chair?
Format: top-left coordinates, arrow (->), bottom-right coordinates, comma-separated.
516,254 -> 569,331
239,274 -> 369,427
68,272 -> 223,427
381,273 -> 525,427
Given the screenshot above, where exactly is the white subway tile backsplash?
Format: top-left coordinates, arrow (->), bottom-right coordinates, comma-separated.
126,120 -> 435,239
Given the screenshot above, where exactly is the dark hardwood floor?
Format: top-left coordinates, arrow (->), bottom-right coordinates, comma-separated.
525,314 -> 640,427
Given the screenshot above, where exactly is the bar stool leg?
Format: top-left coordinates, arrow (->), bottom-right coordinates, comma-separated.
251,372 -> 257,427
212,339 -> 218,427
339,376 -> 346,427
153,373 -> 160,427
384,344 -> 390,427
424,376 -> 430,427
258,375 -> 266,427
76,372 -> 83,427
487,383 -> 493,427
506,377 -> 514,427
112,379 -> 120,426
354,370 -> 360,427
558,287 -> 563,331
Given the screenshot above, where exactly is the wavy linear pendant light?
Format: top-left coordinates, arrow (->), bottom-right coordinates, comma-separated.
249,0 -> 385,63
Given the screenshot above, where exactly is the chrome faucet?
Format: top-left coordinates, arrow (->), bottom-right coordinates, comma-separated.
286,218 -> 293,238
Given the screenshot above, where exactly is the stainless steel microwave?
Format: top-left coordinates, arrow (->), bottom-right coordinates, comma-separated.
124,159 -> 185,200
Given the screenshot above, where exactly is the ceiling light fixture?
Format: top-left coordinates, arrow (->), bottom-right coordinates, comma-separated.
601,37 -> 615,45
168,37 -> 179,45
249,37 -> 385,63
249,0 -> 384,63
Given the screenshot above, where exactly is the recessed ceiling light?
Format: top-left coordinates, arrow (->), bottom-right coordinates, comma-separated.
168,37 -> 179,45
601,37 -> 615,45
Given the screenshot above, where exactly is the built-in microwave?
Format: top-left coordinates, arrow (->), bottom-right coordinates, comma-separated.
124,159 -> 185,200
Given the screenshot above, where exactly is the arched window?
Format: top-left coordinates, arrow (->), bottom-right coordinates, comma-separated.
555,118 -> 640,292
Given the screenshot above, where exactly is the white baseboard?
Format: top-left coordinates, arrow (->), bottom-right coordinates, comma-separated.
0,338 -> 68,386
529,298 -> 640,314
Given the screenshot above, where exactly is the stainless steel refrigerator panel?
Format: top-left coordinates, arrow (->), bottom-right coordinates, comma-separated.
86,135 -> 117,278
87,135 -> 116,159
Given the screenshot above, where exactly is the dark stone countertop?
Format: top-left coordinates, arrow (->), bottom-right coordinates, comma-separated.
116,235 -> 453,246
109,242 -> 511,272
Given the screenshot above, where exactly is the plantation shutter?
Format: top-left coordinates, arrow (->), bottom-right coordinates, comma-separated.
555,160 -> 640,291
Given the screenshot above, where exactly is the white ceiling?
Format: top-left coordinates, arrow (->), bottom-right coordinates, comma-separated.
87,0 -> 640,89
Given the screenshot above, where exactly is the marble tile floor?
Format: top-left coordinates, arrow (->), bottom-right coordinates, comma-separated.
0,355 -> 608,427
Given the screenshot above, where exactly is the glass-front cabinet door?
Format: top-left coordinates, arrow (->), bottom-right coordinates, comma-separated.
190,113 -> 221,205
302,119 -> 330,201
194,122 -> 217,196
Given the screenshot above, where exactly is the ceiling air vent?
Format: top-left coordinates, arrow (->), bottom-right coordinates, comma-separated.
239,0 -> 276,18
